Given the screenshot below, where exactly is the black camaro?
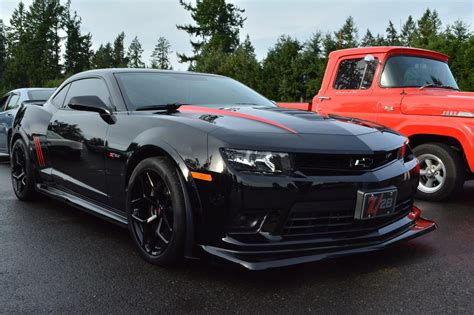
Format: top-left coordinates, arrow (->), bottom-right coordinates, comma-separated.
10,69 -> 436,270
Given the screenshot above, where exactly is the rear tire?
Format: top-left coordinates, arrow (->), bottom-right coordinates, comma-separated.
413,143 -> 465,201
11,138 -> 37,201
126,156 -> 186,266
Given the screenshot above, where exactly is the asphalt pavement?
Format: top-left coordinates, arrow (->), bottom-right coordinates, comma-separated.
0,157 -> 473,314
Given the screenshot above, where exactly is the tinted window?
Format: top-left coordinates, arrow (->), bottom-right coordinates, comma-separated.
380,55 -> 458,89
6,93 -> 20,110
65,78 -> 112,109
0,95 -> 10,111
115,72 -> 275,110
51,85 -> 70,108
334,58 -> 378,90
27,89 -> 55,100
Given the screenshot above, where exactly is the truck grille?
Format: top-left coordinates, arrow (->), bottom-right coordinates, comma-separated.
282,198 -> 413,240
294,150 -> 399,175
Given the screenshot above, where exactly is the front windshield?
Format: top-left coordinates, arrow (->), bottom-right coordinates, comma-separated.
115,72 -> 275,110
380,55 -> 458,89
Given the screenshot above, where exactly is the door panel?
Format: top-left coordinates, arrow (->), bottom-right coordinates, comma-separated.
47,78 -> 112,204
47,110 -> 109,203
317,54 -> 381,123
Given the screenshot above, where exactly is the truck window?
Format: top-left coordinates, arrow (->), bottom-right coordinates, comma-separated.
334,58 -> 378,90
380,55 -> 458,89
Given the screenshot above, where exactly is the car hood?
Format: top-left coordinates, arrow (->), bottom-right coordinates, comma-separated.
401,89 -> 474,117
175,106 -> 404,154
176,106 -> 381,136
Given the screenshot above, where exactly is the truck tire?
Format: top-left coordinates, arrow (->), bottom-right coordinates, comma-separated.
413,143 -> 465,201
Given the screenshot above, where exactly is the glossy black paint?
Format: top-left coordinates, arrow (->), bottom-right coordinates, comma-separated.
11,69 -> 435,269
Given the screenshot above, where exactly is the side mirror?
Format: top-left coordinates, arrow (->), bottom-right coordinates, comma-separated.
68,96 -> 115,124
364,54 -> 375,63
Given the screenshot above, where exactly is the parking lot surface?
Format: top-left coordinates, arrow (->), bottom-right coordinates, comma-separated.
0,158 -> 473,314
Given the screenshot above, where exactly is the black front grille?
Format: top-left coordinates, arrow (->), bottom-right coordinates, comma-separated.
282,198 -> 413,240
294,150 -> 399,176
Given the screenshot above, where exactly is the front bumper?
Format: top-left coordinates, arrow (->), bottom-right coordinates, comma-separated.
201,207 -> 436,270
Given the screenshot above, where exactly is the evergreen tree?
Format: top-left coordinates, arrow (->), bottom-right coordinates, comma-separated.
261,36 -> 304,101
92,43 -> 114,68
322,32 -> 338,57
375,34 -> 387,46
0,20 -> 7,88
25,0 -> 64,85
4,2 -> 31,88
64,1 -> 92,74
385,20 -> 401,45
127,36 -> 145,68
177,0 -> 246,65
400,16 -> 417,46
415,9 -> 442,47
300,32 -> 324,99
335,16 -> 358,48
113,32 -> 128,67
219,35 -> 261,89
150,37 -> 172,69
361,29 -> 376,47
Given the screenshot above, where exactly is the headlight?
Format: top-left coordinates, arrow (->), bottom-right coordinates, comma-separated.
221,149 -> 294,174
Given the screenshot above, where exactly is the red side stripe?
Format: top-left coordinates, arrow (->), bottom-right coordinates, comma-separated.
33,136 -> 45,167
37,137 -> 45,167
180,106 -> 298,134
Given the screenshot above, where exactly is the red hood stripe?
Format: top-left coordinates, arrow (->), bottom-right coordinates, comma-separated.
180,106 -> 297,134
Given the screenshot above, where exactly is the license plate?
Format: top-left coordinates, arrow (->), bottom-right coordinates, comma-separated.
355,187 -> 398,220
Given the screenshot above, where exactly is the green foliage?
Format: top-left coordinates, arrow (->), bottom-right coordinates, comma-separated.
260,36 -> 305,102
64,1 -> 92,75
336,17 -> 359,48
127,36 -> 145,68
113,32 -> 128,67
151,37 -> 173,70
177,0 -> 246,65
385,20 -> 400,45
400,16 -> 416,46
0,20 -> 7,88
361,29 -> 376,47
92,43 -> 114,68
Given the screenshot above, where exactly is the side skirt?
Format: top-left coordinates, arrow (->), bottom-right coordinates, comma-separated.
36,184 -> 128,228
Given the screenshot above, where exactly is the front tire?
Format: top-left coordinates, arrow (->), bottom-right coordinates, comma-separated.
413,143 -> 465,201
126,156 -> 186,266
11,138 -> 37,201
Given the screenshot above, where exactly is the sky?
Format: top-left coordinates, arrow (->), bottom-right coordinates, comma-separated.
1,0 -> 473,70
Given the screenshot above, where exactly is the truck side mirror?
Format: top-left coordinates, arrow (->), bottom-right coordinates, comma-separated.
364,54 -> 375,63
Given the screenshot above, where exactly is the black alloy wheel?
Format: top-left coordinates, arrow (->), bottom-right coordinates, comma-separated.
11,138 -> 37,201
127,157 -> 186,265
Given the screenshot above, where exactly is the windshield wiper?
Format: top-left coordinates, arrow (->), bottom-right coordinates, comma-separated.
135,103 -> 188,112
419,83 -> 459,91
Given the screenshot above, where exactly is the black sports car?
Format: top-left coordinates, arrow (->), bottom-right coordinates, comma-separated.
0,88 -> 55,155
10,69 -> 436,270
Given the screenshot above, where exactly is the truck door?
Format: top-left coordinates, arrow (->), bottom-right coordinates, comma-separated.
316,54 -> 380,123
373,54 -> 405,128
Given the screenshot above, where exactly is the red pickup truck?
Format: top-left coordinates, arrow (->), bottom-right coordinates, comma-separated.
281,47 -> 474,201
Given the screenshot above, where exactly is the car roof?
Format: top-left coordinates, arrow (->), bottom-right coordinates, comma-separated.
329,46 -> 449,62
70,68 -> 226,80
5,87 -> 56,95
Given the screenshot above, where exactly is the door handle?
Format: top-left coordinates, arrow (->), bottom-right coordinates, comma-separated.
383,106 -> 394,112
6,113 -> 13,117
318,96 -> 331,102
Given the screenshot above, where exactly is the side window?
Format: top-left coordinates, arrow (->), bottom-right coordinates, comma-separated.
51,84 -> 70,108
334,58 -> 378,90
64,78 -> 112,109
6,93 -> 20,110
0,95 -> 10,111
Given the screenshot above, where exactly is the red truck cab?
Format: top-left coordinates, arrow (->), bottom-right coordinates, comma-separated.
309,47 -> 474,201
